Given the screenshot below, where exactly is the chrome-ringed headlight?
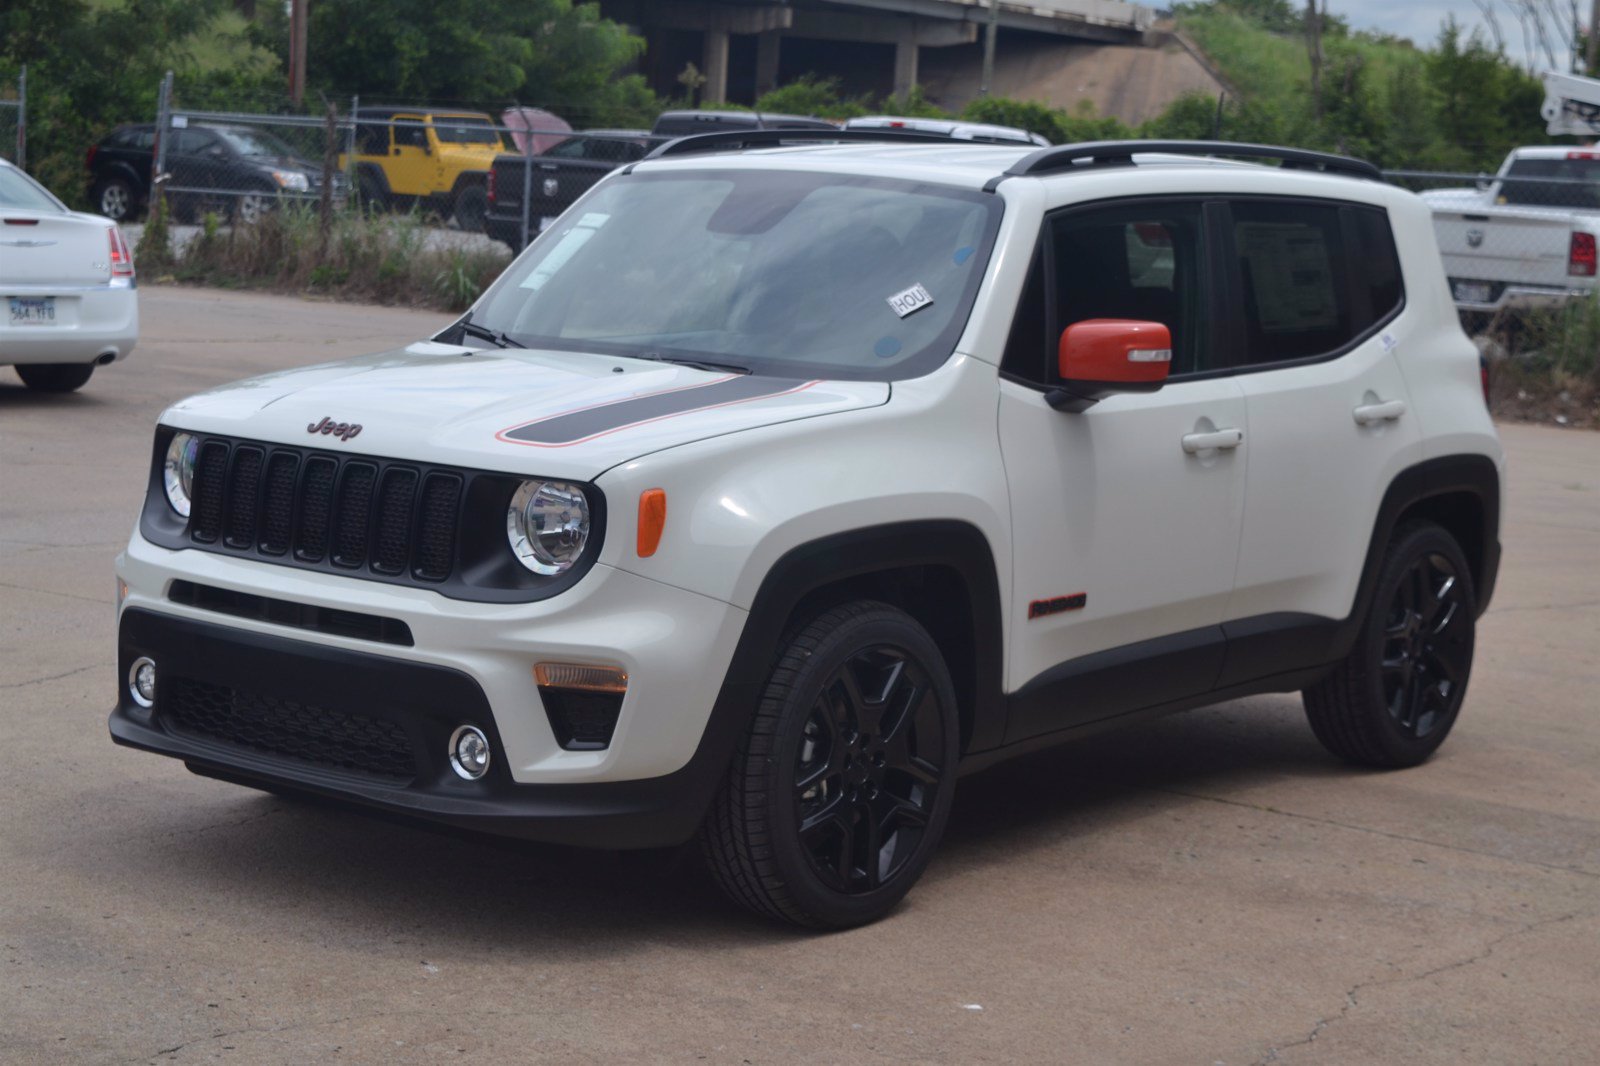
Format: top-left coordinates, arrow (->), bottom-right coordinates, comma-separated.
162,432 -> 198,517
506,479 -> 591,575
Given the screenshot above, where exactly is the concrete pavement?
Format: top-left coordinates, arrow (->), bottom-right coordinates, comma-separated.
1,286 -> 1596,1064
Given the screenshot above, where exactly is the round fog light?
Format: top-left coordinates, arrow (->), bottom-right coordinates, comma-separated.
128,657 -> 157,708
449,725 -> 491,781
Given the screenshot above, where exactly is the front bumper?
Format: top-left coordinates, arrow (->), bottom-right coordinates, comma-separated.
110,607 -> 731,847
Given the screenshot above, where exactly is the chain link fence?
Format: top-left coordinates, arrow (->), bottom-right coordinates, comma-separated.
0,67 -> 25,168
1383,165 -> 1599,364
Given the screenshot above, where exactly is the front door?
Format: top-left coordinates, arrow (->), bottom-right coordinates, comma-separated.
999,199 -> 1248,741
386,115 -> 433,197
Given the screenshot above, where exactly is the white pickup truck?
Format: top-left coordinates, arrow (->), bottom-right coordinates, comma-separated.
1421,145 -> 1599,314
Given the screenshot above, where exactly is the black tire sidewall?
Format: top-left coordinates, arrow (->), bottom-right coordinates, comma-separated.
1355,524 -> 1477,764
762,608 -> 960,927
454,184 -> 487,231
16,363 -> 95,392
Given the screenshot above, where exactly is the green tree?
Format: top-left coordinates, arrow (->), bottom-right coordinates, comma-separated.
301,0 -> 652,126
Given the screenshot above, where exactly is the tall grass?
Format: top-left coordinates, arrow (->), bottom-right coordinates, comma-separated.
174,206 -> 512,312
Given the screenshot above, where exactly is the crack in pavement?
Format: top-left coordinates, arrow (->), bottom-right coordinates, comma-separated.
0,579 -> 113,607
1255,910 -> 1589,1063
1147,787 -> 1599,880
0,663 -> 106,691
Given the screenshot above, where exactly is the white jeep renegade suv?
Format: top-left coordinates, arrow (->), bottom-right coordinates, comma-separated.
112,136 -> 1502,928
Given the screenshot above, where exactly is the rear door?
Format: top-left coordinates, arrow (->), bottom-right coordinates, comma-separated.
1221,198 -> 1422,684
999,198 -> 1248,741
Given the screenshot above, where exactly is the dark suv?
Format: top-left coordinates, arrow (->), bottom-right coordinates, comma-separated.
87,123 -> 345,224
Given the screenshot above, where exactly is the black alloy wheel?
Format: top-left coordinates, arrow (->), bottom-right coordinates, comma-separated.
793,646 -> 944,894
1304,522 -> 1477,767
702,600 -> 959,928
1379,549 -> 1471,741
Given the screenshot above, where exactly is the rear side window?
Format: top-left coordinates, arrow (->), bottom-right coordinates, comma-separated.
1231,201 -> 1352,364
1228,200 -> 1403,367
1499,157 -> 1600,209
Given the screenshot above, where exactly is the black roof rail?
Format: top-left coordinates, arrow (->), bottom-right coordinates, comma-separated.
984,140 -> 1382,190
641,127 -> 982,161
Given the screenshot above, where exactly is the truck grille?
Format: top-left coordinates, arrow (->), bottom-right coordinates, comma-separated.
185,437 -> 463,586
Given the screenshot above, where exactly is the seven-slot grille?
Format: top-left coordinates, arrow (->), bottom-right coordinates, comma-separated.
186,437 -> 462,585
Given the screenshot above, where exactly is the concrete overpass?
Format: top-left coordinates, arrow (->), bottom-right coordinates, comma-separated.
601,0 -> 1156,105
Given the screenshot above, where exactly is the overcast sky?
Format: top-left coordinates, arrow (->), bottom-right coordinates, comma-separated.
1331,0 -> 1581,69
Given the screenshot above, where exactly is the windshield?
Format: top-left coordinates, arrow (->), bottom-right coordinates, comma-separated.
0,166 -> 67,212
434,117 -> 504,146
215,127 -> 299,159
471,170 -> 1001,380
1501,157 -> 1600,209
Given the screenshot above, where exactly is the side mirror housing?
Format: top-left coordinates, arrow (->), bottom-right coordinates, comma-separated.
1047,319 -> 1173,413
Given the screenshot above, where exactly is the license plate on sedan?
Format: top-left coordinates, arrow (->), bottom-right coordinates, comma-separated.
1452,281 -> 1492,304
8,297 -> 56,325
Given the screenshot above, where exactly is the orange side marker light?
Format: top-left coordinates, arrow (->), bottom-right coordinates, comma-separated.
637,489 -> 667,558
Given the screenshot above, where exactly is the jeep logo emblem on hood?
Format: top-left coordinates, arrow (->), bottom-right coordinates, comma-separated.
307,416 -> 363,442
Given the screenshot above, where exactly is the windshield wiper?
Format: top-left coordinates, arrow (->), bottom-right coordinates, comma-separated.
627,351 -> 751,375
457,320 -> 526,349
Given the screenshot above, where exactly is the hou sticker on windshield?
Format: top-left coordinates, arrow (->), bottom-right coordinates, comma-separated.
887,283 -> 934,318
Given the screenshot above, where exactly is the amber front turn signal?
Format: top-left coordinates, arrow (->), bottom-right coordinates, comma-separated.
534,662 -> 629,694
637,488 -> 667,558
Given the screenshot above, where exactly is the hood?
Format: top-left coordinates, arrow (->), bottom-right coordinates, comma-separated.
161,342 -> 889,481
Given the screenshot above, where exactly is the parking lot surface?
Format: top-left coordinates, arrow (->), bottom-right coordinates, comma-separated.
2,286 -> 1597,1064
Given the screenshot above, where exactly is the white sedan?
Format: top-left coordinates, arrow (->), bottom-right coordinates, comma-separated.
1,158 -> 138,392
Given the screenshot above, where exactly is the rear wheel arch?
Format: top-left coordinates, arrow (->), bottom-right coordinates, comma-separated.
1347,455 -> 1500,643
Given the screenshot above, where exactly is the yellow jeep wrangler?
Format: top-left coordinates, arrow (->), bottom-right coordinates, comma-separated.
343,108 -> 505,231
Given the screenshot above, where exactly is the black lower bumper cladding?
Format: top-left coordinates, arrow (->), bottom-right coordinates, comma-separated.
109,608 -> 708,848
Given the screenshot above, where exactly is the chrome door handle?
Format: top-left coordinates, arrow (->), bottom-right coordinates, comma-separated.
1181,427 -> 1244,454
1353,399 -> 1406,425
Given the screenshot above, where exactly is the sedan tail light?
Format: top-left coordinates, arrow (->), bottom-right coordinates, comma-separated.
109,226 -> 135,279
1571,232 -> 1597,277
86,144 -> 99,170
486,168 -> 496,205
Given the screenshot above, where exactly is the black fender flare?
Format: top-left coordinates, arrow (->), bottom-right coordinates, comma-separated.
97,162 -> 149,200
354,161 -> 391,197
449,170 -> 489,196
1336,452 -> 1501,655
657,520 -> 1007,841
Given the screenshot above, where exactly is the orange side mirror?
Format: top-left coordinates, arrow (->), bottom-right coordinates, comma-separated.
1048,319 -> 1173,412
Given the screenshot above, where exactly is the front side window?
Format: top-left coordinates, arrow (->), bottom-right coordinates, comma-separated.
1050,202 -> 1210,377
471,170 -> 1002,381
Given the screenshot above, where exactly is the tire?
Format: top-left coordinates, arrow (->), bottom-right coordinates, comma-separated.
1303,522 -> 1477,768
15,363 -> 95,393
233,192 -> 269,225
452,183 -> 488,232
701,600 -> 960,929
357,171 -> 390,213
94,177 -> 137,222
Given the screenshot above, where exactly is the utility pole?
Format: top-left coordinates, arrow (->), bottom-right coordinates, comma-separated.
288,0 -> 307,106
981,0 -> 999,96
1589,0 -> 1598,75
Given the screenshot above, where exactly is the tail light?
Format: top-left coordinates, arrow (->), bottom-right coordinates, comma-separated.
1571,232 -> 1597,277
1479,354 -> 1491,408
486,168 -> 495,205
108,226 -> 135,279
86,144 -> 98,169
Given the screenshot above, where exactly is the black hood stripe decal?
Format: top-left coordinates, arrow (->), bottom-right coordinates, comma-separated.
497,375 -> 814,447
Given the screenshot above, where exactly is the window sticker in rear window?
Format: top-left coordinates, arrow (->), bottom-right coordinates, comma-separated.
1233,221 -> 1339,334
